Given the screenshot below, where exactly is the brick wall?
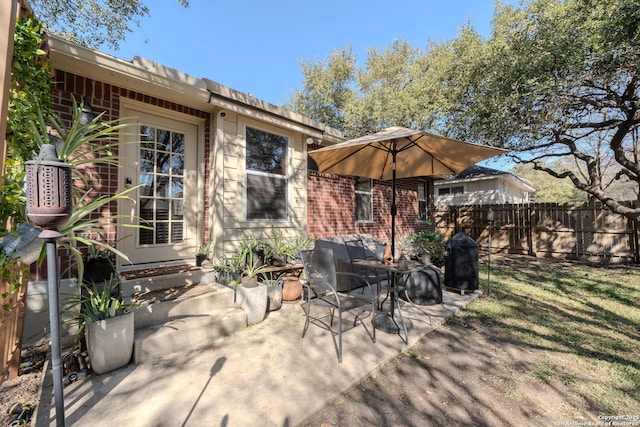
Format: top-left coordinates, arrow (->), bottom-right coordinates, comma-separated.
39,70 -> 437,279
32,70 -> 211,280
307,170 -> 435,242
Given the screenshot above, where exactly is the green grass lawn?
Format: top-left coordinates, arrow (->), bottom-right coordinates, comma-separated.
459,256 -> 640,415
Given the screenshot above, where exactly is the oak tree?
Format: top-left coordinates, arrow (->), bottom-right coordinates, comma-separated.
28,0 -> 189,50
290,0 -> 640,220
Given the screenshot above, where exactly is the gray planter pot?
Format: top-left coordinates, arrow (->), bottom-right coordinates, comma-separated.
420,253 -> 431,266
217,271 -> 240,286
85,311 -> 134,375
236,284 -> 268,325
266,282 -> 283,311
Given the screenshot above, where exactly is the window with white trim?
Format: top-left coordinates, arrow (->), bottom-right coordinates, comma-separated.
245,126 -> 288,220
418,180 -> 428,221
355,177 -> 372,221
438,185 -> 464,195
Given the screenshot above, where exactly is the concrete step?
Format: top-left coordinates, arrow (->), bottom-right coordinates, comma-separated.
133,308 -> 247,364
118,268 -> 248,364
131,283 -> 235,329
121,268 -> 218,299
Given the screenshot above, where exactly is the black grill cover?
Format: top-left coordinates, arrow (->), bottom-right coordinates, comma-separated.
444,232 -> 478,292
401,267 -> 443,305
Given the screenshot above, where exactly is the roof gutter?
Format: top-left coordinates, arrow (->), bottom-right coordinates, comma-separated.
49,36 -> 343,144
49,36 -> 213,110
434,172 -> 536,192
204,78 -> 342,144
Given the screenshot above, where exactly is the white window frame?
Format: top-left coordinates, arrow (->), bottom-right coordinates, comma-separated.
355,177 -> 373,222
243,123 -> 290,222
438,185 -> 464,196
418,180 -> 428,222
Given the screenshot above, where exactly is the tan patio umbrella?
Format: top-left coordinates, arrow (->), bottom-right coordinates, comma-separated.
308,126 -> 508,254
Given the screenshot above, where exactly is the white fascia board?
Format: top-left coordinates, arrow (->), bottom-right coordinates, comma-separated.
505,175 -> 536,192
49,37 -> 343,144
434,173 -> 535,193
49,36 -> 217,110
434,174 -> 501,186
203,78 -> 342,143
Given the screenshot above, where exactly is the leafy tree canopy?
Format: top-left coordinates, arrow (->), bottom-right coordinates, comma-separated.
511,162 -> 587,203
290,47 -> 357,133
29,0 -> 189,50
9,16 -> 52,161
289,0 -> 640,221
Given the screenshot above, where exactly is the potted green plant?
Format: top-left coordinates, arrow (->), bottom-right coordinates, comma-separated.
83,242 -> 117,285
236,250 -> 268,325
195,241 -> 212,267
215,253 -> 243,286
238,233 -> 266,269
407,230 -> 446,266
260,272 -> 283,312
31,101 -> 147,374
63,278 -> 137,374
240,250 -> 264,288
264,226 -> 293,267
270,234 -> 312,301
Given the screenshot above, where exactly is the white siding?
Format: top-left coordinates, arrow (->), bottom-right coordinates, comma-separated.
212,111 -> 308,260
436,176 -> 532,206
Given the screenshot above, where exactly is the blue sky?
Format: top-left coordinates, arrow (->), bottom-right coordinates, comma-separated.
103,0 -> 508,106
102,0 -> 515,170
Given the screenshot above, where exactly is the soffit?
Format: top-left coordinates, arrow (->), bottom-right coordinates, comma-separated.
203,78 -> 342,143
49,36 -> 212,110
48,37 -> 343,142
434,173 -> 535,193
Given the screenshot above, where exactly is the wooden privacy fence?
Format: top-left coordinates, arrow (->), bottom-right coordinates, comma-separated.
434,202 -> 640,264
0,262 -> 29,385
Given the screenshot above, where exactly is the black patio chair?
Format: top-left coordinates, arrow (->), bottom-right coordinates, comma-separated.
300,248 -> 377,363
345,238 -> 390,307
345,238 -> 384,286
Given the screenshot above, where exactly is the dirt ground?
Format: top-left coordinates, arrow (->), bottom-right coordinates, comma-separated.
1,313 -> 601,427
0,343 -> 47,426
300,318 -> 601,427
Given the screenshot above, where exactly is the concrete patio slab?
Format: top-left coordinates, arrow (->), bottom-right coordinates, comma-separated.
34,290 -> 480,426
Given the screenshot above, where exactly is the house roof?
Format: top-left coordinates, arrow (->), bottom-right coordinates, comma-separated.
48,36 -> 343,144
434,165 -> 536,192
454,165 -> 507,179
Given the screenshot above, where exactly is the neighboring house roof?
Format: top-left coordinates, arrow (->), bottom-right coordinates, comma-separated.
435,165 -> 534,191
434,165 -> 536,205
48,36 -> 343,145
452,165 -> 509,180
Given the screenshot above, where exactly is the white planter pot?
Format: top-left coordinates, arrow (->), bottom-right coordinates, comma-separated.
85,311 -> 134,375
236,284 -> 268,325
266,282 -> 283,312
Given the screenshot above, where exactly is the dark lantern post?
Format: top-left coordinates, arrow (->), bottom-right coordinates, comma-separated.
25,143 -> 72,426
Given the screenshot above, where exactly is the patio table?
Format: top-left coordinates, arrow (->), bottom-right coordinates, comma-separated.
352,259 -> 426,344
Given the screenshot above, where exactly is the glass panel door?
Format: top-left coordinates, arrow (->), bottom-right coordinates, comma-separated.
138,125 -> 186,246
119,108 -> 199,266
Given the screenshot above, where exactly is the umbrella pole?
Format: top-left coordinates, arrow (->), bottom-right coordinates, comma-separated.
391,149 -> 397,257
374,146 -> 413,341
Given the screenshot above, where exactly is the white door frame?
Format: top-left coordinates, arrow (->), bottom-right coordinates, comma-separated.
117,100 -> 205,269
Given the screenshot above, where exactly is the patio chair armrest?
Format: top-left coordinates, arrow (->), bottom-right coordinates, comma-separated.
336,271 -> 376,296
